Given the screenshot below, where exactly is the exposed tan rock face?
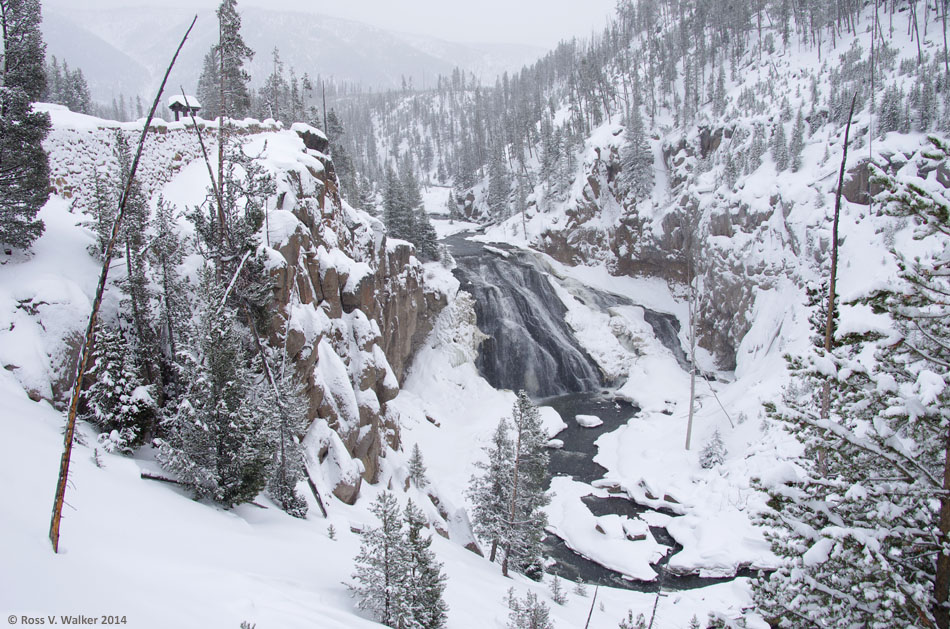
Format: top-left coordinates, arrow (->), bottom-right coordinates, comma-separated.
266,126 -> 446,500
41,119 -> 445,505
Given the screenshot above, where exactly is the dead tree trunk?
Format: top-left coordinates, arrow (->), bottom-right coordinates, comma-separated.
820,93 -> 857,427
48,16 -> 196,554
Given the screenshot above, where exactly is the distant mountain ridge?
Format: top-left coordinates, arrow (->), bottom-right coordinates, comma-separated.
41,4 -> 545,103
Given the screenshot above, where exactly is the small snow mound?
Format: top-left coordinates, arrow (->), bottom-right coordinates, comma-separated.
290,122 -> 327,140
802,538 -> 834,567
575,414 -> 603,428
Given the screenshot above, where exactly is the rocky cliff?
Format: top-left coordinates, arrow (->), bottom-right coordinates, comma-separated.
39,108 -> 446,504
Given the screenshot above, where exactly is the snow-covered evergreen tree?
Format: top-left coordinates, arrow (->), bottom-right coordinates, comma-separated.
157,268 -> 273,507
487,145 -> 510,220
620,107 -> 653,203
262,370 -> 310,518
699,429 -> 726,469
407,443 -> 429,489
149,196 -> 189,371
350,491 -> 409,628
403,500 -> 448,629
618,610 -> 647,629
0,0 -> 49,251
86,169 -> 116,261
114,132 -> 160,391
549,576 -> 567,605
84,324 -> 155,452
754,138 -> 950,628
468,418 -> 514,562
506,590 -> 553,629
196,49 -> 222,119
770,122 -> 788,171
502,391 -> 550,579
789,109 -> 805,172
215,0 -> 254,119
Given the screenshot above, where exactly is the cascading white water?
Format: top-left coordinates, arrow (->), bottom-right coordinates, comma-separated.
452,246 -> 603,398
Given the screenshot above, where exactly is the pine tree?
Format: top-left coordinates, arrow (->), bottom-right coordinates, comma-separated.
0,0 -> 49,251
487,144 -> 510,220
468,418 -> 514,562
712,65 -> 726,117
754,139 -> 950,628
879,85 -> 904,134
83,325 -> 155,452
549,576 -> 567,605
770,122 -> 788,171
215,0 -> 253,119
618,610 -> 647,629
746,123 -> 767,174
0,0 -> 46,100
260,46 -> 286,122
149,196 -> 189,368
326,109 -> 357,203
506,591 -> 553,629
403,500 -> 449,629
262,370 -> 310,518
196,49 -> 222,119
620,108 -> 653,203
350,492 -> 409,627
698,429 -> 726,469
789,109 -> 805,172
501,391 -> 550,579
114,132 -> 159,390
414,209 -> 440,262
407,443 -> 429,489
158,268 -> 273,506
86,169 -> 116,260
383,166 -> 411,241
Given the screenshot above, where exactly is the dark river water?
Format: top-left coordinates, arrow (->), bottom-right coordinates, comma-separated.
445,231 -> 754,591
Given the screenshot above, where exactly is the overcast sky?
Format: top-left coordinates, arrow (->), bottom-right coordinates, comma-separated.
47,0 -> 618,48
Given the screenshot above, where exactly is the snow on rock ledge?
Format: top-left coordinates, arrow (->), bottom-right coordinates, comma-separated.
38,109 -> 448,505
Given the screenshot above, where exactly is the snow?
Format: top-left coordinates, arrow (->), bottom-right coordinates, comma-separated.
546,477 -> 666,581
575,414 -> 603,428
0,198 -> 100,402
167,94 -> 201,110
8,6 -> 946,627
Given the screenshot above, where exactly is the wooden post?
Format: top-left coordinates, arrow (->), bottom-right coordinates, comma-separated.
48,16 -> 197,554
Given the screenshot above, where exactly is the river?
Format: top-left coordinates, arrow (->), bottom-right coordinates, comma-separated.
446,231 -> 754,591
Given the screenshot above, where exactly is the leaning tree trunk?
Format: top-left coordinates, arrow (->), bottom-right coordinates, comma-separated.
48,16 -> 196,554
936,430 -> 950,629
817,93 -> 857,478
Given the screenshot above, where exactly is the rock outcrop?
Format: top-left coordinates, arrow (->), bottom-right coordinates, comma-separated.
265,124 -> 446,500
40,113 -> 446,505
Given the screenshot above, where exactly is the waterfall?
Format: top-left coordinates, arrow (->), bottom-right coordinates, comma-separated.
452,248 -> 603,398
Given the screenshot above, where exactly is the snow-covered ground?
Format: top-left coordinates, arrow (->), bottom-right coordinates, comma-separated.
1,129 -> 756,629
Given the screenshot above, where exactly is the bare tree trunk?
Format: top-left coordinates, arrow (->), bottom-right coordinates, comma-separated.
820,93 -> 857,428
685,255 -> 698,450
48,16 -> 196,554
583,586 -> 599,629
935,430 -> 950,629
502,418 -> 523,578
944,0 -> 949,74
